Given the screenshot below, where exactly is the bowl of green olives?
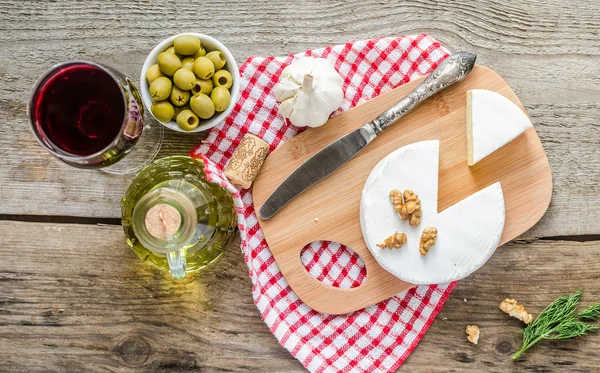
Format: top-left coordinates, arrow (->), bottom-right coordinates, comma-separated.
140,33 -> 240,133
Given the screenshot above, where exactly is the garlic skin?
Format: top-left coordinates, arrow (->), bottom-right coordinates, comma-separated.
273,58 -> 344,128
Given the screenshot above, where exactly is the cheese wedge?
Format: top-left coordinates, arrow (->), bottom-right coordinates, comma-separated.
360,140 -> 505,285
466,89 -> 532,166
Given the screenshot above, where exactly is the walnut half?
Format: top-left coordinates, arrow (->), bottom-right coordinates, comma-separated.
403,190 -> 422,226
389,189 -> 422,226
499,298 -> 534,324
419,227 -> 437,256
466,324 -> 480,344
377,232 -> 407,249
389,189 -> 404,217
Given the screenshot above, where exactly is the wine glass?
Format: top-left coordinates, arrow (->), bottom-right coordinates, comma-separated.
28,61 -> 163,174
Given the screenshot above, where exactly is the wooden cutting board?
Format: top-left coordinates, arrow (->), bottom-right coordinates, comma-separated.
252,65 -> 552,315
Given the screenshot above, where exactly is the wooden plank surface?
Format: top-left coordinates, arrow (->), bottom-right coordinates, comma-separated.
0,0 -> 598,238
0,222 -> 301,372
1,221 -> 599,372
2,0 -> 600,371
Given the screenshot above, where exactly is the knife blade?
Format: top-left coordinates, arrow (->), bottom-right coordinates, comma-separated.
259,51 -> 477,220
259,125 -> 376,220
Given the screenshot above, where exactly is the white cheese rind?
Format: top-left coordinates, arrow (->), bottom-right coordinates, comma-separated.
467,89 -> 532,166
360,140 -> 505,285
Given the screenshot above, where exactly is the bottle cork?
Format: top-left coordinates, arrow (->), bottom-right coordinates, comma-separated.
225,134 -> 269,189
144,203 -> 181,239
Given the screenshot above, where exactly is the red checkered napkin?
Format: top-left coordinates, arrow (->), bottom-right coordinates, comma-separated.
191,34 -> 456,373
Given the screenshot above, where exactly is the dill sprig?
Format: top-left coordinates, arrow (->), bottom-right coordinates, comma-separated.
512,290 -> 600,359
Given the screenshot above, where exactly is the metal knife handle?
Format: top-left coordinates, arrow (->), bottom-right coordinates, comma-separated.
369,51 -> 477,134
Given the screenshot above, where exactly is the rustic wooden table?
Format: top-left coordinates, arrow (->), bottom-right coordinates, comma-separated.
2,1 -> 600,372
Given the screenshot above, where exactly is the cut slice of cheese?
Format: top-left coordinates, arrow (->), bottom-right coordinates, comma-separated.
467,89 -> 532,166
360,140 -> 505,285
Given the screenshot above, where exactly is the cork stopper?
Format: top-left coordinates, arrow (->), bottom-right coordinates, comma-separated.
224,134 -> 269,189
144,204 -> 181,239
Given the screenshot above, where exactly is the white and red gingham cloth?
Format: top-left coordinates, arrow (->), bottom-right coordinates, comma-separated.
191,34 -> 456,373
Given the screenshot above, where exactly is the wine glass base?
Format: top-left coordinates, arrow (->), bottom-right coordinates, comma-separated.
103,120 -> 164,175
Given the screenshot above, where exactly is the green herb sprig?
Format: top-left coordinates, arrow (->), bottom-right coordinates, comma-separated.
513,290 -> 600,359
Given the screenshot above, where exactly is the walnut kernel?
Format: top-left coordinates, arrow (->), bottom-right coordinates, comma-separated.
389,189 -> 422,225
499,298 -> 533,324
419,227 -> 437,256
377,232 -> 407,249
389,190 -> 406,220
466,324 -> 480,344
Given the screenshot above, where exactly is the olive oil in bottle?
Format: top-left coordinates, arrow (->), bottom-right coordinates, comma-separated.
121,156 -> 236,279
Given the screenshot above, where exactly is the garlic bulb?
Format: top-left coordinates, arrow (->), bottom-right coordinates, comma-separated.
273,57 -> 344,128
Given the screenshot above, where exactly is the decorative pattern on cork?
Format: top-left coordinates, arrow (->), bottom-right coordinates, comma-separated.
225,134 -> 269,189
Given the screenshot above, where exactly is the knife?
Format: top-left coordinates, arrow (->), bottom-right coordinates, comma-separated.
259,51 -> 477,220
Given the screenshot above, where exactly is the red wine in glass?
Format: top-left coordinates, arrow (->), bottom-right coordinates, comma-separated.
29,61 -> 150,170
35,63 -> 126,156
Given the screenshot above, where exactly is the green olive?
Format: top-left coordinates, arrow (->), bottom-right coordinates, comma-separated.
173,68 -> 197,91
193,46 -> 207,58
190,93 -> 215,119
174,35 -> 201,56
193,57 -> 215,80
149,77 -> 172,101
173,104 -> 190,119
170,86 -> 190,107
206,51 -> 227,70
177,109 -> 200,131
145,64 -> 165,83
181,57 -> 195,71
191,79 -> 213,95
165,46 -> 183,59
157,52 -> 181,76
210,86 -> 231,112
212,69 -> 233,89
151,101 -> 175,122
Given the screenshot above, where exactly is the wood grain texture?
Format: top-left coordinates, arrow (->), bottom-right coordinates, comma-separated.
0,0 -> 599,240
1,221 -> 600,372
407,237 -> 600,372
0,221 -> 302,373
253,66 -> 551,314
2,0 -> 600,371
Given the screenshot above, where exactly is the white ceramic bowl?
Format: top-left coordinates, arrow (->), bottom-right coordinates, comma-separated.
140,33 -> 240,133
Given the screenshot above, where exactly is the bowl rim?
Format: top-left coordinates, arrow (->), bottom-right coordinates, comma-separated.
140,33 -> 240,134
